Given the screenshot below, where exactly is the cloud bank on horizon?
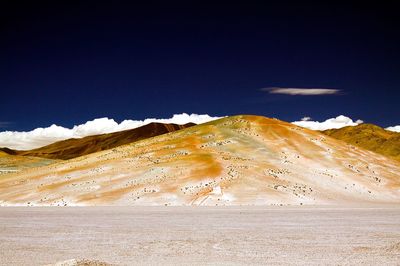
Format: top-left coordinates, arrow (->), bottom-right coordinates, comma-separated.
292,115 -> 400,132
0,113 -> 222,150
262,87 -> 341,95
292,115 -> 364,131
386,125 -> 400,132
1,113 -> 398,150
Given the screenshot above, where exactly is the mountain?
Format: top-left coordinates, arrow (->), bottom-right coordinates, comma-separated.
0,115 -> 399,206
323,124 -> 400,161
0,122 -> 195,160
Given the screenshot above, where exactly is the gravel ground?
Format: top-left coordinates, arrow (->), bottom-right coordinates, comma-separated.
0,206 -> 399,265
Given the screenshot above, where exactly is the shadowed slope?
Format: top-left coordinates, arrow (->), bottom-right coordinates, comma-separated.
323,124 -> 400,161
1,122 -> 195,160
0,115 -> 399,206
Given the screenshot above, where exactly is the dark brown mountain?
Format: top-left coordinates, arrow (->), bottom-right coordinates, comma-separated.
0,147 -> 18,155
323,123 -> 400,161
1,122 -> 195,160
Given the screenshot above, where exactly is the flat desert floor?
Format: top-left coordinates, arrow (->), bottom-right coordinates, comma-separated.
0,207 -> 399,265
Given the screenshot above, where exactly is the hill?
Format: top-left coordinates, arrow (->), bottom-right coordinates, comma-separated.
0,115 -> 399,206
323,124 -> 400,161
0,122 -> 195,160
0,151 -> 58,175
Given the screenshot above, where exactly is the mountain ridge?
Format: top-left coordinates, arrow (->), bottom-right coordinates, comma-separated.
1,115 -> 399,206
323,123 -> 400,161
0,122 -> 195,160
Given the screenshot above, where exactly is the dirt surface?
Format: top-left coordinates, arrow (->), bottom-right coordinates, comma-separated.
0,206 -> 399,265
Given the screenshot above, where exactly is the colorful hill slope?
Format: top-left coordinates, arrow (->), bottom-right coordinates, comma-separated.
0,151 -> 58,175
323,124 -> 400,161
0,115 -> 399,206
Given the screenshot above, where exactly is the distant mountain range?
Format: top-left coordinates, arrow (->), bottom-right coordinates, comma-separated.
323,124 -> 400,161
0,115 -> 399,206
0,122 -> 195,160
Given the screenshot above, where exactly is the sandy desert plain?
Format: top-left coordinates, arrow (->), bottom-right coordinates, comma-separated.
0,116 -> 399,265
0,206 -> 399,265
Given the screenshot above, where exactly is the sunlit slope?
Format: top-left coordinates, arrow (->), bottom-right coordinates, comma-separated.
0,151 -> 58,175
0,115 -> 399,206
323,124 -> 400,161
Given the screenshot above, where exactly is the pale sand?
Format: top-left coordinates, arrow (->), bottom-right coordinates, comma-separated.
0,206 -> 399,265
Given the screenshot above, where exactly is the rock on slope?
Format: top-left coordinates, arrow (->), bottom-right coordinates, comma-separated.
0,122 -> 195,160
323,124 -> 400,161
0,115 -> 399,206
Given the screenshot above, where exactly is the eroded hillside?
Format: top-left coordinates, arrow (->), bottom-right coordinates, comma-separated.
0,151 -> 58,175
323,124 -> 400,161
0,115 -> 399,206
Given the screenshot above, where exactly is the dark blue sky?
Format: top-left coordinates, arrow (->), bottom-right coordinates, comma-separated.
1,1 -> 399,130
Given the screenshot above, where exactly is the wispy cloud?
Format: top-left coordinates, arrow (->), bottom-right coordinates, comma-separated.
0,113 -> 223,150
0,122 -> 12,128
262,87 -> 341,96
301,117 -> 312,121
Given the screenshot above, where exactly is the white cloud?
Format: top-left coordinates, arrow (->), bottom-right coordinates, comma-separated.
386,125 -> 400,132
301,117 -> 312,121
292,115 -> 363,131
0,113 -> 222,150
262,87 -> 340,95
